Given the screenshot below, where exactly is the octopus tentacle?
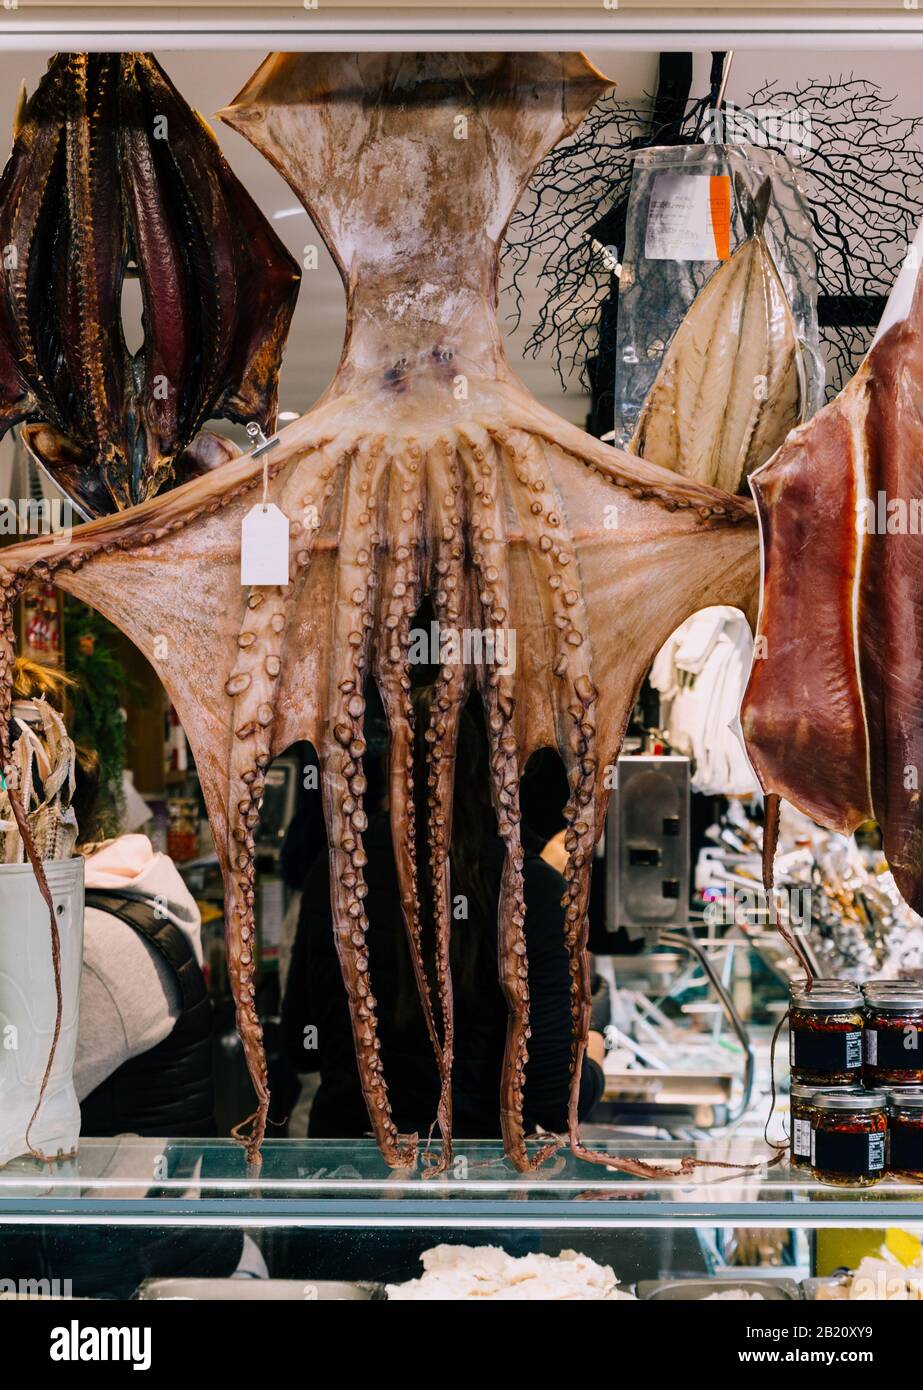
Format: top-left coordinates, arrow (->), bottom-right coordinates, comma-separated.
320,435 -> 416,1168
457,425 -> 555,1173
418,435 -> 480,1173
224,439 -> 346,1161
372,439 -> 454,1173
497,425 -> 688,1176
496,388 -> 754,527
0,426 -> 335,1158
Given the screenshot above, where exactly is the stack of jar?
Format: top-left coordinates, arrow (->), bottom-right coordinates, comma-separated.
788,979 -> 923,1185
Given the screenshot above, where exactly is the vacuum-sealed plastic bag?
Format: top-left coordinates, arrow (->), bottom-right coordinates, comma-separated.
614,143 -> 823,493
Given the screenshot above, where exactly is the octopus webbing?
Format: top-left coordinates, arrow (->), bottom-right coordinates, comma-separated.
0,52 -> 300,517
0,52 -> 760,1172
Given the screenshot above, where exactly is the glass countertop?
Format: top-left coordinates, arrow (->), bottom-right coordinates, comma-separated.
1,1138 -> 922,1225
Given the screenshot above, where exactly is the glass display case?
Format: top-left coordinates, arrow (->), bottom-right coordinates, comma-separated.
4,5 -> 923,1328
2,1137 -> 922,1300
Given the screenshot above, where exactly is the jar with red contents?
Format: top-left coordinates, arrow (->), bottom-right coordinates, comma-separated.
863,984 -> 923,1086
789,1085 -> 865,1169
888,1088 -> 923,1179
811,1091 -> 888,1186
789,984 -> 864,1085
789,1083 -> 816,1168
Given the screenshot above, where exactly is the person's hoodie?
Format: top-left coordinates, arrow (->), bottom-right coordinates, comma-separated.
75,834 -> 204,1102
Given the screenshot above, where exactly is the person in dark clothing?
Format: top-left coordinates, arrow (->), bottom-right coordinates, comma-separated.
282,685 -> 606,1140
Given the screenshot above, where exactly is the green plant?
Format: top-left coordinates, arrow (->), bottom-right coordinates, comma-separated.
63,599 -> 140,839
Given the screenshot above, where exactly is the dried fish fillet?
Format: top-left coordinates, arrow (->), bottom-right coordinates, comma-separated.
630,177 -> 805,495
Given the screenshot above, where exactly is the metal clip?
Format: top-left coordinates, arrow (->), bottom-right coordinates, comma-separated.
246,421 -> 280,457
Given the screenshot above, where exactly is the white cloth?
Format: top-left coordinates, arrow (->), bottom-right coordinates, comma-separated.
119,770 -> 153,834
650,606 -> 758,797
74,835 -> 204,1102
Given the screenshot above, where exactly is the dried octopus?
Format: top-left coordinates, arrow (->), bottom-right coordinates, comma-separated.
0,52 -> 299,516
0,53 -> 761,1174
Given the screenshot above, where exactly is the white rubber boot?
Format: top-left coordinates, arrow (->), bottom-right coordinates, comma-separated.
0,856 -> 85,1167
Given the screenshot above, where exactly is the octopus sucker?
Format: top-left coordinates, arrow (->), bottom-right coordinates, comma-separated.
0,53 -> 765,1170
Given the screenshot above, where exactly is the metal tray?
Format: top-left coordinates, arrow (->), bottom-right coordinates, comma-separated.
603,1071 -> 734,1105
637,1278 -> 801,1301
135,1278 -> 385,1301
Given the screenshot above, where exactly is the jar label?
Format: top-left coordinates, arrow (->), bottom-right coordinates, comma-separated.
890,1124 -> 923,1173
792,1027 -> 862,1074
793,1117 -> 812,1157
865,1024 -> 922,1071
813,1127 -> 885,1175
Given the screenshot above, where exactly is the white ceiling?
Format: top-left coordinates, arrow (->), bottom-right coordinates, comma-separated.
0,47 -> 920,431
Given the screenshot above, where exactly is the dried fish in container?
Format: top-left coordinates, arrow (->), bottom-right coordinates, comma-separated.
0,695 -> 76,863
630,176 -> 806,494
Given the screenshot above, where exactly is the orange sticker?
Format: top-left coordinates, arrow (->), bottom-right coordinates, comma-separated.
709,175 -> 731,261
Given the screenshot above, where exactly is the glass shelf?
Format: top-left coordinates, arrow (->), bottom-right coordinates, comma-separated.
2,1138 -> 922,1227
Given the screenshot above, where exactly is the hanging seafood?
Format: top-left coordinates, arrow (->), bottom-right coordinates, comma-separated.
0,53 -> 300,517
0,52 -> 760,1172
0,692 -> 76,864
742,221 -> 923,918
630,175 -> 806,495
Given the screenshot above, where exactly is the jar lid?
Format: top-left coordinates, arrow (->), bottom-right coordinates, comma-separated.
864,987 -> 923,1010
889,1088 -> 923,1111
791,987 -> 862,1010
789,1083 -> 818,1100
864,976 -> 923,985
792,1084 -> 864,1103
863,978 -> 923,989
813,1090 -> 887,1112
789,978 -> 861,989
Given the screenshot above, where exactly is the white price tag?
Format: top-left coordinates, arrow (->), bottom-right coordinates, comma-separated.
793,1118 -> 811,1158
645,173 -> 731,262
241,503 -> 290,587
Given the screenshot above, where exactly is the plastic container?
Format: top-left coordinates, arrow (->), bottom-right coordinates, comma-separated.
614,143 -> 823,457
0,856 -> 85,1167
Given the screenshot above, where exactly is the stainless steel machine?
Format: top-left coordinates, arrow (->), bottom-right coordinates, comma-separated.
605,754 -> 690,940
600,754 -> 755,1129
